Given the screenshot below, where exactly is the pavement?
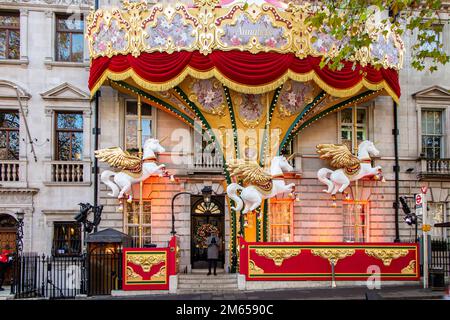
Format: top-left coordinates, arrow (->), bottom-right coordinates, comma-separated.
86,284 -> 450,300
0,286 -> 14,300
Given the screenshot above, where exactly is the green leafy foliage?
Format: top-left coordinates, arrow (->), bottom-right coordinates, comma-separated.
302,0 -> 449,72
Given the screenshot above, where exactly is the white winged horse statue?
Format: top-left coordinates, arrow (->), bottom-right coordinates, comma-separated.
95,138 -> 172,202
316,140 -> 382,195
226,156 -> 296,214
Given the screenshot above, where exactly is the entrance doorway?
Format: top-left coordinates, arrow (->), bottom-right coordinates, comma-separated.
191,195 -> 225,269
0,214 -> 17,285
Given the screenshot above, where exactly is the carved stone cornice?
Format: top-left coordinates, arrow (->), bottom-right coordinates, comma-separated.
0,187 -> 39,194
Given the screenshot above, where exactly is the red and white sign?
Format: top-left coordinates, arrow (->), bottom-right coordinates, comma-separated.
421,186 -> 428,194
415,194 -> 422,208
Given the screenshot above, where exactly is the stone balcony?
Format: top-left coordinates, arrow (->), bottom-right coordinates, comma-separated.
157,152 -> 224,174
0,159 -> 28,187
43,160 -> 92,186
418,158 -> 450,181
157,152 -> 303,176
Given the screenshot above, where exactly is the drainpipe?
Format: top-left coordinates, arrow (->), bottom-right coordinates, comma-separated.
93,0 -> 100,228
393,100 -> 400,242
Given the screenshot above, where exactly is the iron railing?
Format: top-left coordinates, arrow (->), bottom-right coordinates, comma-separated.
430,237 -> 450,276
11,251 -> 123,299
11,253 -> 86,299
87,251 -> 122,296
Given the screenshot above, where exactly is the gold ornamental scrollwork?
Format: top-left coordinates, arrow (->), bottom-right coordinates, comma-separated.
123,0 -> 148,57
196,0 -> 217,55
401,260 -> 416,274
126,266 -> 143,281
87,1 -> 404,71
254,248 -> 301,266
151,266 -> 166,281
249,260 -> 264,274
311,248 -> 355,265
127,253 -> 166,272
285,3 -> 312,59
365,248 -> 409,266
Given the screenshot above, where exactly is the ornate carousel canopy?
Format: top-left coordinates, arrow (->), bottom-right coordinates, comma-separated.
87,0 -> 404,163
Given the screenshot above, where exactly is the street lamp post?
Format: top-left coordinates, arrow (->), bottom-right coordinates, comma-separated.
15,209 -> 25,254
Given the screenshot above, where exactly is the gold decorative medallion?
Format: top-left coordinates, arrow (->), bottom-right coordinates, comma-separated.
254,248 -> 301,266
311,248 -> 355,265
127,253 -> 166,272
401,260 -> 416,274
365,249 -> 409,266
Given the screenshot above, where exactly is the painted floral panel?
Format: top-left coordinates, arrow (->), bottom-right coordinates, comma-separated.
311,28 -> 349,55
237,94 -> 264,128
145,13 -> 195,49
370,34 -> 400,67
190,79 -> 225,115
279,81 -> 315,118
221,14 -> 287,49
92,19 -> 128,55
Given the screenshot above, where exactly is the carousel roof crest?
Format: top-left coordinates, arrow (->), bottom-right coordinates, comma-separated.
86,0 -> 404,71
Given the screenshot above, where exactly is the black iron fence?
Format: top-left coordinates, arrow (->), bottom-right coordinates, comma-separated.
11,251 -> 122,299
11,253 -> 86,299
430,237 -> 450,276
87,251 -> 122,296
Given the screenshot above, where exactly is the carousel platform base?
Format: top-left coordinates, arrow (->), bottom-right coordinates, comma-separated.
111,289 -> 170,296
241,279 -> 421,291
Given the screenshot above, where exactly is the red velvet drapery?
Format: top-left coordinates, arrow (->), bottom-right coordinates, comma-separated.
89,50 -> 400,99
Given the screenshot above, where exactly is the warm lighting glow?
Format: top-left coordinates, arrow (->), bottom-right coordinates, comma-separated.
201,186 -> 213,206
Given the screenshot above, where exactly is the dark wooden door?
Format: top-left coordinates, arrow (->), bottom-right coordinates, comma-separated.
191,195 -> 225,269
0,214 -> 18,285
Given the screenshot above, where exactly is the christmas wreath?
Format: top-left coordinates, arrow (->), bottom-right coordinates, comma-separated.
195,224 -> 219,248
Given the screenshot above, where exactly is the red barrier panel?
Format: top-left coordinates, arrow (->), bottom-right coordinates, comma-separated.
123,236 -> 178,290
239,237 -> 419,281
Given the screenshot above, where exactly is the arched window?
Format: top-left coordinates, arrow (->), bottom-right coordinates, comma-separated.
0,213 -> 17,228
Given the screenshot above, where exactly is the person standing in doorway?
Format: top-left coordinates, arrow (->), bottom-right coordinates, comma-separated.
206,230 -> 220,276
0,245 -> 12,291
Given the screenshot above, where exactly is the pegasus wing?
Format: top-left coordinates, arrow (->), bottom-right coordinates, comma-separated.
94,147 -> 141,170
316,144 -> 360,168
227,160 -> 271,185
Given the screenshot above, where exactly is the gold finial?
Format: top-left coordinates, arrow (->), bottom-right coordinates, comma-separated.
193,0 -> 220,7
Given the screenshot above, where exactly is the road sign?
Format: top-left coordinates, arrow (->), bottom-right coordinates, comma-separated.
422,224 -> 431,232
421,186 -> 428,194
415,194 -> 422,208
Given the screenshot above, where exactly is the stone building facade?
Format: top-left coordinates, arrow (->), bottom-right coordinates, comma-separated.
0,0 -> 449,273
